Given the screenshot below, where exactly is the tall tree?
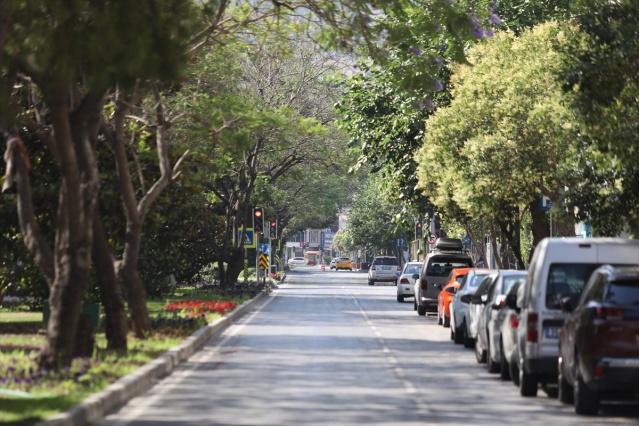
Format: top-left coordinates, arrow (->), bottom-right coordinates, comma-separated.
415,22 -> 582,263
0,1 -> 195,367
560,0 -> 639,236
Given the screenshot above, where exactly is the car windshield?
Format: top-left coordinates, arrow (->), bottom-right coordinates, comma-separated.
426,257 -> 473,277
545,263 -> 600,309
403,264 -> 422,275
502,275 -> 525,294
463,273 -> 490,289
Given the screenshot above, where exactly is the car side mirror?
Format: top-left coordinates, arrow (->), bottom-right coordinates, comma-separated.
491,303 -> 501,310
412,273 -> 420,280
433,283 -> 442,290
471,295 -> 481,304
505,293 -> 517,310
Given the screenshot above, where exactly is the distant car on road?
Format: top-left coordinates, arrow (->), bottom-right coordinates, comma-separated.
330,258 -> 338,269
288,257 -> 307,266
335,257 -> 353,271
368,256 -> 400,286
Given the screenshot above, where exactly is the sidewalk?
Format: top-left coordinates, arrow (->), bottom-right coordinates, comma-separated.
38,289 -> 271,426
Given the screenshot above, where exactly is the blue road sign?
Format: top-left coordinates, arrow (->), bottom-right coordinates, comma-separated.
259,243 -> 270,255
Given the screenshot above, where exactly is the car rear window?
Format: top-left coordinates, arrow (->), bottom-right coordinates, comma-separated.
426,257 -> 473,277
374,257 -> 398,266
605,280 -> 639,306
403,264 -> 422,275
338,258 -> 350,261
545,263 -> 600,309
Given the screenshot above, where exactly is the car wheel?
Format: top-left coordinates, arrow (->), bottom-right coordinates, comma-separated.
454,323 -> 464,344
519,368 -> 538,397
542,383 -> 558,399
450,327 -> 455,341
413,299 -> 417,311
437,308 -> 443,325
368,280 -> 374,286
463,321 -> 474,349
574,363 -> 599,415
475,339 -> 487,364
397,294 -> 404,303
487,335 -> 499,373
443,314 -> 450,328
350,268 -> 353,271
417,304 -> 426,316
510,359 -> 520,387
558,359 -> 574,404
499,340 -> 511,381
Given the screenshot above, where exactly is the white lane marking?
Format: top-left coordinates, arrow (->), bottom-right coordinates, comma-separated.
351,294 -> 433,418
106,294 -> 277,425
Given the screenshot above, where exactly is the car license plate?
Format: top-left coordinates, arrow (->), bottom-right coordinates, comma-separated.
382,266 -> 391,270
544,326 -> 560,339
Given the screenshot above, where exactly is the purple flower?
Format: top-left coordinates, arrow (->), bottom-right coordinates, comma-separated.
490,2 -> 499,10
433,22 -> 441,32
472,28 -> 486,39
434,58 -> 443,67
488,12 -> 501,25
484,30 -> 495,38
432,78 -> 444,91
419,99 -> 435,110
410,46 -> 423,56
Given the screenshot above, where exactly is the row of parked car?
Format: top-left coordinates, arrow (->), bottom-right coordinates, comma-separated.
393,237 -> 639,416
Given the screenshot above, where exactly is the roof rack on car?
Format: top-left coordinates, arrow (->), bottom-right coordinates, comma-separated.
429,238 -> 467,253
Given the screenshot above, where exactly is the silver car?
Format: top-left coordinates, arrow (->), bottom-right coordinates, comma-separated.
368,256 -> 401,286
475,270 -> 528,373
497,278 -> 525,384
450,269 -> 493,348
396,262 -> 422,303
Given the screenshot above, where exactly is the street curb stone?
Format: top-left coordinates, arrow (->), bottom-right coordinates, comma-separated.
37,290 -> 269,426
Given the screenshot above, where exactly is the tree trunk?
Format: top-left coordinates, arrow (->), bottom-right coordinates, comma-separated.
120,233 -> 151,338
224,247 -> 246,287
529,198 -> 550,261
38,91 -> 101,368
489,218 -> 504,270
464,223 -> 488,267
92,212 -> 127,353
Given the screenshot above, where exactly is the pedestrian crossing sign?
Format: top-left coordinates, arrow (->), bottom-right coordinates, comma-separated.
238,228 -> 256,248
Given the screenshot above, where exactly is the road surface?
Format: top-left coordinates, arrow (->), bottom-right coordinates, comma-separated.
96,266 -> 639,425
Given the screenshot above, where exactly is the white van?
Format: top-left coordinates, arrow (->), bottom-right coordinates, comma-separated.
516,237 -> 639,397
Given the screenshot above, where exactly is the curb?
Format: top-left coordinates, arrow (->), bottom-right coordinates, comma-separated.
38,290 -> 270,426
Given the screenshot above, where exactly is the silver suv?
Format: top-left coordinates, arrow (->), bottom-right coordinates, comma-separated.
415,238 -> 474,316
368,256 -> 400,286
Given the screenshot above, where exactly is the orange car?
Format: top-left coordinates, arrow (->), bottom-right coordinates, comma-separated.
437,267 -> 475,328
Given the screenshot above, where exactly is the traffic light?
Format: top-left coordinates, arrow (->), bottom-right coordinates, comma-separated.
415,221 -> 423,239
269,220 -> 277,239
253,207 -> 264,234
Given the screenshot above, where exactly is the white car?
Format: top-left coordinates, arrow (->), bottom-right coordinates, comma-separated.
329,258 -> 338,269
287,257 -> 307,266
450,269 -> 493,348
396,262 -> 422,303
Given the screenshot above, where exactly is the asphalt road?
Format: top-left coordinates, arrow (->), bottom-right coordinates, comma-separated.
96,266 -> 639,426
